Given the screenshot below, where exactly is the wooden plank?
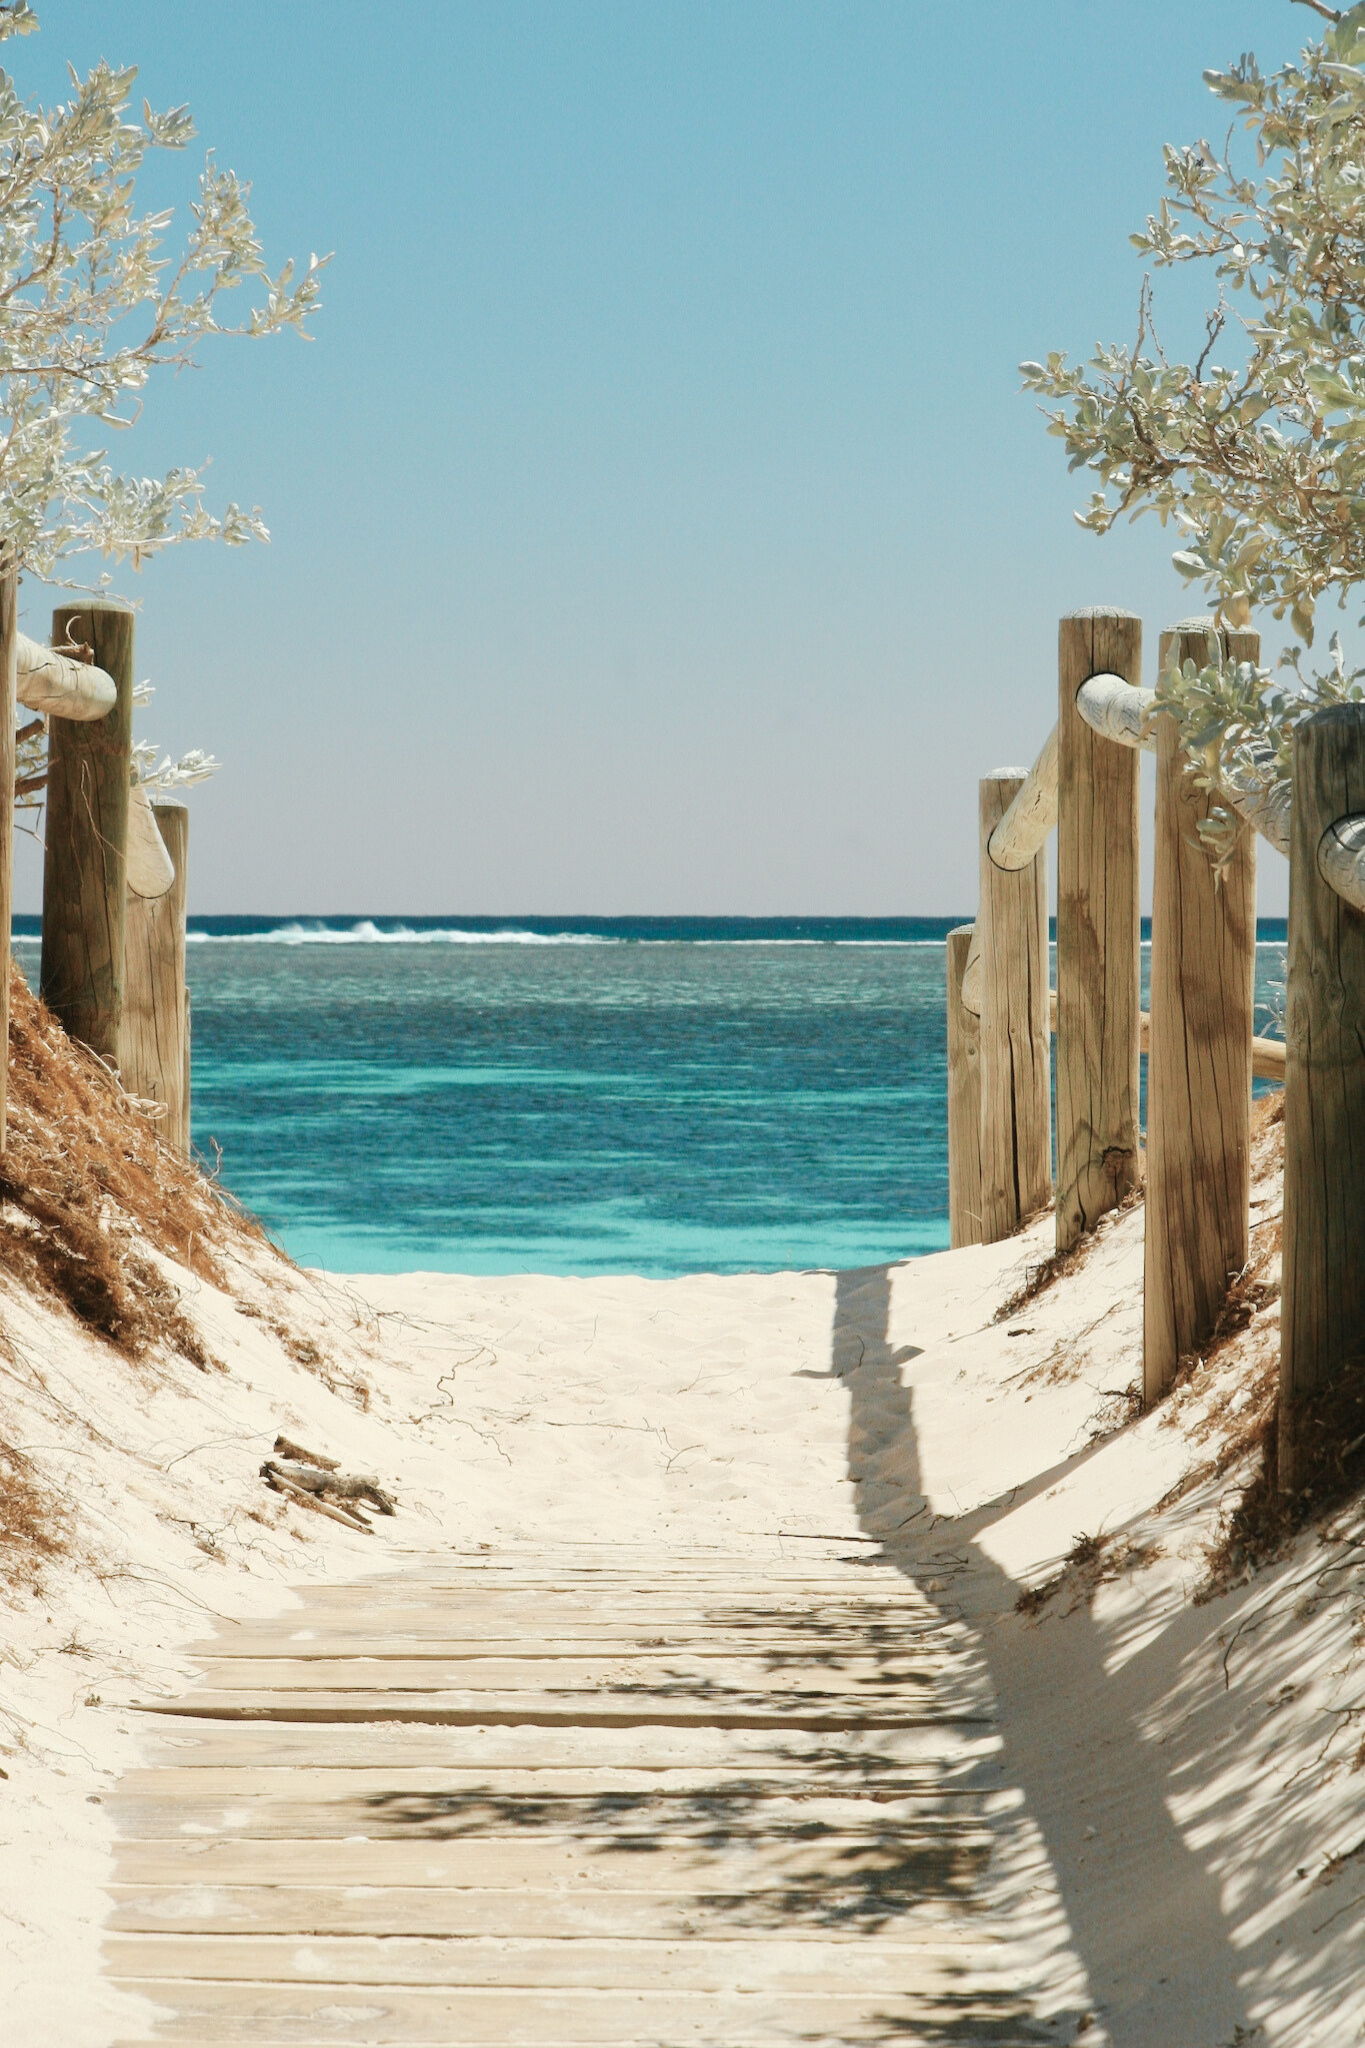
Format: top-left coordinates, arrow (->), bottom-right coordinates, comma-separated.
978,772 -> 1052,1241
106,1863 -> 993,1936
107,1931 -> 996,1989
40,601 -> 134,1058
1280,703 -> 1365,1490
1144,621 -> 1257,1404
177,1653 -> 944,1693
121,800 -> 189,1154
126,1693 -> 991,1731
123,1721 -> 973,1770
109,1830 -> 990,1892
106,1802 -> 982,1851
114,1751 -> 977,1798
186,1630 -> 949,1659
946,924 -> 984,1247
107,1983 -> 1040,2047
1055,606 -> 1142,1250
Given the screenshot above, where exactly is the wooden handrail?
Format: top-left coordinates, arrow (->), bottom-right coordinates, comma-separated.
15,630 -> 116,720
1317,813 -> 1365,912
1041,989 -> 1284,1081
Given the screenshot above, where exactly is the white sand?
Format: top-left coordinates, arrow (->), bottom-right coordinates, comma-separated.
1,1174 -> 1363,2045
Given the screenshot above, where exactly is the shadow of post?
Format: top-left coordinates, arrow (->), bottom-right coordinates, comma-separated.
832,1263 -> 1252,2048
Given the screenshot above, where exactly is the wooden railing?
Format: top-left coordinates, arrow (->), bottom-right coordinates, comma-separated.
0,586 -> 191,1155
947,606 -> 1365,1490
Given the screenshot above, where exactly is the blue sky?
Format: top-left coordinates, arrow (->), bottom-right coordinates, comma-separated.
15,2 -> 1315,913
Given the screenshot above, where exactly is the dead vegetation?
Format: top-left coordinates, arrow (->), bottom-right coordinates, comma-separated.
0,1438 -> 64,1589
1015,1527 -> 1162,1618
261,1435 -> 396,1534
0,961 -> 263,1363
994,1182 -> 1143,1324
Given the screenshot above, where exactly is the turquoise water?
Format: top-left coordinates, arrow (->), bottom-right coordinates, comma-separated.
12,917 -> 1289,1277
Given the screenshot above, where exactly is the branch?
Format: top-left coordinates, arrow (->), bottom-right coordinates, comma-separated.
1290,0 -> 1343,22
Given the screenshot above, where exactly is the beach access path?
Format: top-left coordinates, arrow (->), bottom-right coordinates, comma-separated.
7,1178 -> 1355,2045
103,1542 -> 1039,2045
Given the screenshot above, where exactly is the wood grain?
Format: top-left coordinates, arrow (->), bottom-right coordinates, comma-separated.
946,924 -> 983,1246
1055,608 -> 1142,1251
104,1552 -> 1030,2047
120,800 -> 189,1153
1280,704 -> 1365,1489
1143,623 -> 1257,1404
39,602 -> 133,1059
978,774 -> 1051,1241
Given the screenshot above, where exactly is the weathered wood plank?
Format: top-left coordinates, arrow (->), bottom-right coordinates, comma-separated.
106,1871 -> 990,1937
177,1653 -> 943,1694
978,772 -> 1051,1241
1280,703 -> 1365,1489
40,601 -> 134,1058
121,799 -> 189,1154
108,1982 -> 1040,2048
109,1829 -> 988,1891
1055,607 -> 1143,1250
946,924 -> 984,1247
1144,621 -> 1257,1404
127,1693 -> 991,1730
125,1720 -> 969,1770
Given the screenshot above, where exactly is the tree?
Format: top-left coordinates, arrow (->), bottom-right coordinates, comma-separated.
0,2 -> 324,580
1023,1 -> 1365,860
0,2 -> 326,813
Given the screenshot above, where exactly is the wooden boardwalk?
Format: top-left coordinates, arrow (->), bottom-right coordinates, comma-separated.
105,1546 -> 1044,2045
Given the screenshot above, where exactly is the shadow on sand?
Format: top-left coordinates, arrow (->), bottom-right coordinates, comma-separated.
831,1263 -> 1252,2048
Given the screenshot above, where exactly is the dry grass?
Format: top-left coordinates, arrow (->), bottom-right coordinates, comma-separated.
1015,1527 -> 1162,1618
0,963 -> 264,1363
0,1439 -> 64,1590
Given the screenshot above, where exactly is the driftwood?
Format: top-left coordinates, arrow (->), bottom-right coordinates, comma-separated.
260,1441 -> 396,1529
274,1434 -> 339,1471
262,1464 -> 372,1532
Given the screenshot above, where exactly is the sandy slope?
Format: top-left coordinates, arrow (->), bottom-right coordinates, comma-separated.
1,1170 -> 1364,2045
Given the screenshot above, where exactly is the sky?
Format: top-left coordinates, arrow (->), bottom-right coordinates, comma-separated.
11,1 -> 1324,915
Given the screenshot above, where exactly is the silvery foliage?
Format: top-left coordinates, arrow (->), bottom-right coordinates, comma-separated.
0,1 -> 325,813
1022,2 -> 1365,860
131,741 -> 218,793
0,1 -> 325,581
1156,627 -> 1365,875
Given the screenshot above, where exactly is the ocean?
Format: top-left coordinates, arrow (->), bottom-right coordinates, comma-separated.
12,916 -> 1290,1278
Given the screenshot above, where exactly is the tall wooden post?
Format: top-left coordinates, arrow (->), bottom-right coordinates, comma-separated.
40,602 -> 133,1059
183,985 -> 193,1157
1144,620 -> 1257,1405
120,800 -> 189,1154
0,564 -> 16,1150
979,772 -> 1052,1242
1280,705 -> 1365,1491
1055,607 -> 1142,1251
946,924 -> 983,1248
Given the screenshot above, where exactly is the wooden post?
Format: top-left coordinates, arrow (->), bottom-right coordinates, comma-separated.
40,602 -> 133,1059
1055,607 -> 1142,1251
120,801 -> 189,1154
1144,620 -> 1257,1404
183,985 -> 193,1157
946,924 -> 983,1247
979,772 -> 1052,1242
0,564 -> 15,1150
1280,704 -> 1365,1491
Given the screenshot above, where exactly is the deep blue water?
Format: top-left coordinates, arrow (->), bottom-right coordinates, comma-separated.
10,916 -> 1289,1277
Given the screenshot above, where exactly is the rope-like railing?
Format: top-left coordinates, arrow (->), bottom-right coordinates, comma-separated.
15,631 -> 116,720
